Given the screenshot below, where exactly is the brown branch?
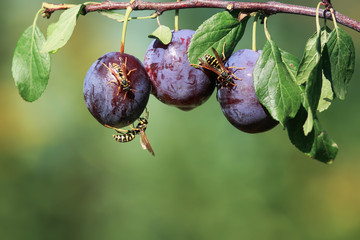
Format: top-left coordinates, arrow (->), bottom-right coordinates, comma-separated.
42,0 -> 360,33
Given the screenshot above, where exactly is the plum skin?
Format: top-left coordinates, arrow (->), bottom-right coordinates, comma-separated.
83,52 -> 151,128
217,49 -> 278,133
144,29 -> 215,111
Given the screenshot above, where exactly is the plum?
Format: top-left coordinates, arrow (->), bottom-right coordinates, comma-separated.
83,52 -> 151,128
217,49 -> 278,133
144,29 -> 215,111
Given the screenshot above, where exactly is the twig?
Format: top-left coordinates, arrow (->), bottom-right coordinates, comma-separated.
42,0 -> 360,33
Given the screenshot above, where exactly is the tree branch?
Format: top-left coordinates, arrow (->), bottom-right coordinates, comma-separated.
42,0 -> 360,33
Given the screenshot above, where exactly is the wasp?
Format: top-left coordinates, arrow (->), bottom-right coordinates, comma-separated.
104,108 -> 155,156
191,46 -> 245,88
102,57 -> 137,100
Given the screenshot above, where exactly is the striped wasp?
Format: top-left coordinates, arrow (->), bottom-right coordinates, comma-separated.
191,46 -> 244,88
105,108 -> 155,156
102,57 -> 137,100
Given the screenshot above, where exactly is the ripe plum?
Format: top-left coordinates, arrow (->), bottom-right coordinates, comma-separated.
217,49 -> 278,133
83,52 -> 151,128
144,29 -> 215,111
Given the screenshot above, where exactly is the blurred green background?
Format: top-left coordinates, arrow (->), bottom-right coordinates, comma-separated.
1,0 -> 360,239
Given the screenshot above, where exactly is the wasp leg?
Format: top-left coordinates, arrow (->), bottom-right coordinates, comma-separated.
102,62 -> 111,71
228,80 -> 237,86
129,123 -> 138,131
144,107 -> 149,120
227,66 -> 244,81
230,73 -> 242,81
103,62 -> 122,95
230,81 -> 237,86
122,91 -> 127,101
107,80 -> 122,96
121,57 -> 136,76
103,63 -> 118,79
104,124 -> 129,134
227,66 -> 245,70
106,80 -> 118,85
190,63 -> 202,68
218,82 -> 237,89
127,68 -> 137,76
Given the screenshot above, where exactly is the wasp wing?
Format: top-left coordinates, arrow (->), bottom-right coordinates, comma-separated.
196,58 -> 223,76
211,47 -> 227,71
139,130 -> 155,156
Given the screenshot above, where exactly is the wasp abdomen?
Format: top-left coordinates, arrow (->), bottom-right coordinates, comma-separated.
112,63 -> 123,75
113,131 -> 136,142
205,54 -> 220,69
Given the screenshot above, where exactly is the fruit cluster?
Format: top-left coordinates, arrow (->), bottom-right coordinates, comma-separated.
83,29 -> 278,155
12,2 -> 356,162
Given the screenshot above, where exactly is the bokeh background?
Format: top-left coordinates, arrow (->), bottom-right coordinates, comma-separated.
1,0 -> 360,239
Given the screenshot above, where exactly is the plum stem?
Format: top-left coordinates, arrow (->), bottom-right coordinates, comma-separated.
174,0 -> 181,31
252,13 -> 259,52
120,0 -> 135,53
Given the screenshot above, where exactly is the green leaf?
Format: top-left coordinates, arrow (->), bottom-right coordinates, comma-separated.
297,30 -> 323,135
305,36 -> 323,96
12,25 -> 51,102
148,25 -> 172,45
325,27 -> 355,100
317,73 -> 333,112
318,26 -> 334,112
286,105 -> 338,164
303,104 -> 314,137
297,30 -> 322,86
188,11 -> 249,65
320,26 -> 332,46
45,23 -> 60,54
41,4 -> 83,53
253,40 -> 302,125
47,22 -> 56,37
99,11 -> 125,22
280,49 -> 300,80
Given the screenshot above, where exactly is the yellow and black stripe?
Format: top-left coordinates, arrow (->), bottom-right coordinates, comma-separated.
205,54 -> 221,69
112,63 -> 123,75
136,118 -> 148,130
113,130 -> 136,142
